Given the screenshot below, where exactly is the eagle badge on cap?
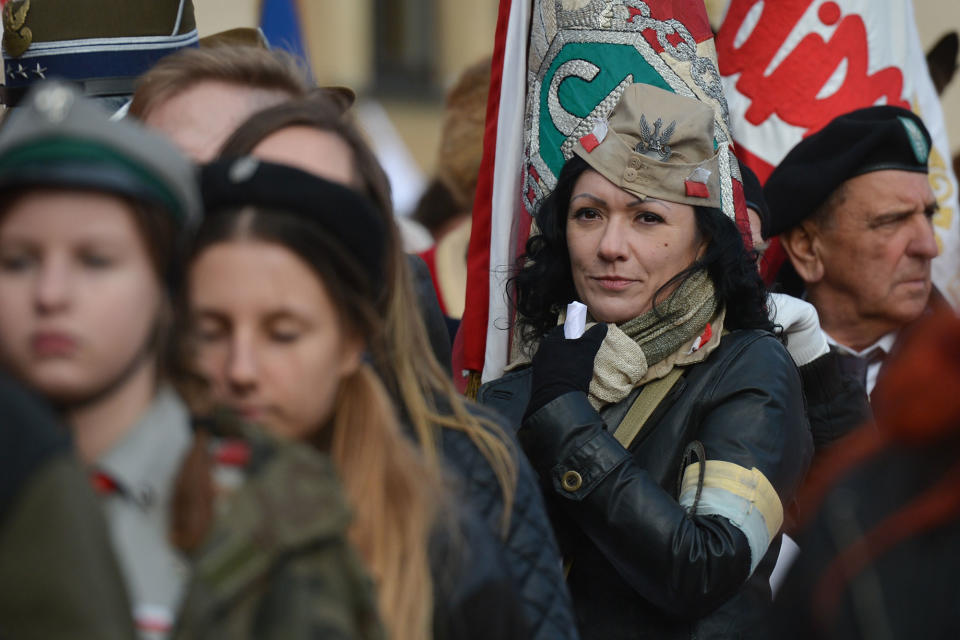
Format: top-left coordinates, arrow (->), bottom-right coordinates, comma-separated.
636,115 -> 676,161
33,84 -> 74,123
229,157 -> 260,183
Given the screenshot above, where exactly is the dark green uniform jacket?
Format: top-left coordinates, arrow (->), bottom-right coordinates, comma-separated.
0,375 -> 136,640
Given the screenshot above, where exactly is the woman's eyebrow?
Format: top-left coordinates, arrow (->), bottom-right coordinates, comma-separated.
192,308 -> 230,323
638,197 -> 669,209
570,193 -> 668,210
263,308 -> 309,323
623,196 -> 669,211
570,192 -> 606,207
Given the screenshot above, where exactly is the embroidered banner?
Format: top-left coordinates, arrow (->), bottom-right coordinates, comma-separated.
716,0 -> 960,305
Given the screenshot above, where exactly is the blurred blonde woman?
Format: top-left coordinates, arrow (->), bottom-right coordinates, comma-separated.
218,97 -> 578,639
173,159 -> 523,639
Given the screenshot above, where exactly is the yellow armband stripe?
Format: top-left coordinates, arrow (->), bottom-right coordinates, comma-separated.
679,460 -> 784,574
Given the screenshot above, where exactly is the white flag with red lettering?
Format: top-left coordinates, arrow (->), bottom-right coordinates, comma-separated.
716,0 -> 960,306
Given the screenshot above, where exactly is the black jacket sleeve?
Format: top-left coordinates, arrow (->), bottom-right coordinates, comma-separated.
518,335 -> 811,618
0,375 -> 137,640
798,351 -> 871,453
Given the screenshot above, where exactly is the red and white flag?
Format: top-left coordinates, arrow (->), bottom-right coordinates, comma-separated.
716,0 -> 960,305
459,0 -> 531,389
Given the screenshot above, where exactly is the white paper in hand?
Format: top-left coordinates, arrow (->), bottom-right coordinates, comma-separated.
564,301 -> 588,339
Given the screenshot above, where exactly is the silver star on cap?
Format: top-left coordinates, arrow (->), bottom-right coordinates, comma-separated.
33,63 -> 46,79
33,84 -> 75,123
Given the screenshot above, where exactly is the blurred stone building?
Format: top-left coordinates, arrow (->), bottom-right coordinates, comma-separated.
194,0 -> 498,176
195,1 -> 959,175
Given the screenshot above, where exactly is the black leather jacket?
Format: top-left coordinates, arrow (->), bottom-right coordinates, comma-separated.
479,330 -> 812,639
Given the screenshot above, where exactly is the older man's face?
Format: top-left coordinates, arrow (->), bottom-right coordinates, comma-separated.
813,169 -> 938,337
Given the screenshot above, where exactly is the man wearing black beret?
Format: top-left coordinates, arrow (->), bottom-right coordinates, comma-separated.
764,106 -> 942,400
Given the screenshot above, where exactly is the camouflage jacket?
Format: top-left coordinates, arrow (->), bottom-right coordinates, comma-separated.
172,415 -> 384,640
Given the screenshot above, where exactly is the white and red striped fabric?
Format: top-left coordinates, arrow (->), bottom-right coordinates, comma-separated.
461,0 -> 531,384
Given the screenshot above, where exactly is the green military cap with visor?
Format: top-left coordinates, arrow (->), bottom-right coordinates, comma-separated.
0,80 -> 200,227
572,83 -> 723,209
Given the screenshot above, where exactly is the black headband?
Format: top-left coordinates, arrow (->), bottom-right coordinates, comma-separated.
200,157 -> 386,292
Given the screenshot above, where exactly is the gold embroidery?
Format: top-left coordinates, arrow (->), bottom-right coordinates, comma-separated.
2,0 -> 32,58
912,98 -> 960,302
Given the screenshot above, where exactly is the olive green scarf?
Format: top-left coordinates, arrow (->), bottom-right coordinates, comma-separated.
587,269 -> 721,409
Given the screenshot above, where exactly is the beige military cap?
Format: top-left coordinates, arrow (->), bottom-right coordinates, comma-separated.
573,83 -> 722,208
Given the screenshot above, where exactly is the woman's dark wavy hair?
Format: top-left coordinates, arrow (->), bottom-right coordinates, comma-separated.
513,155 -> 773,349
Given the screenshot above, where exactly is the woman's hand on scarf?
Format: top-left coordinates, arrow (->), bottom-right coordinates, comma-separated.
524,323 -> 608,420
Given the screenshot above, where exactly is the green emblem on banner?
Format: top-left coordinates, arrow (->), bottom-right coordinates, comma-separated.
539,42 -> 672,174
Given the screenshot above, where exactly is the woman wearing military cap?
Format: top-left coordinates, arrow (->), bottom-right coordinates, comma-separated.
0,81 -> 199,637
479,84 -> 812,639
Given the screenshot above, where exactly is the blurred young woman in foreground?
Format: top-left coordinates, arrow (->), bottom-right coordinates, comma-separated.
0,82 -> 200,636
173,158 -> 523,639
218,97 -> 578,639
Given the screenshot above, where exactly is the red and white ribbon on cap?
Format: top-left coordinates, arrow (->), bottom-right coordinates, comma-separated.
687,322 -> 713,354
579,117 -> 609,152
685,166 -> 711,198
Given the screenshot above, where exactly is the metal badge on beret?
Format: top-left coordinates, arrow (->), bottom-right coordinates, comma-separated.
573,83 -> 722,208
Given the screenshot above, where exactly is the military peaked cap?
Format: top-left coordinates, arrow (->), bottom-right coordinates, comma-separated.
1,0 -> 198,105
0,81 -> 200,227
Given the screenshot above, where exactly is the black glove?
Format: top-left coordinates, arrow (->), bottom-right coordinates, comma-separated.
524,323 -> 608,420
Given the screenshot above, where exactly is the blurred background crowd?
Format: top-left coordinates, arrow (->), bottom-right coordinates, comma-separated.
0,1 -> 959,640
